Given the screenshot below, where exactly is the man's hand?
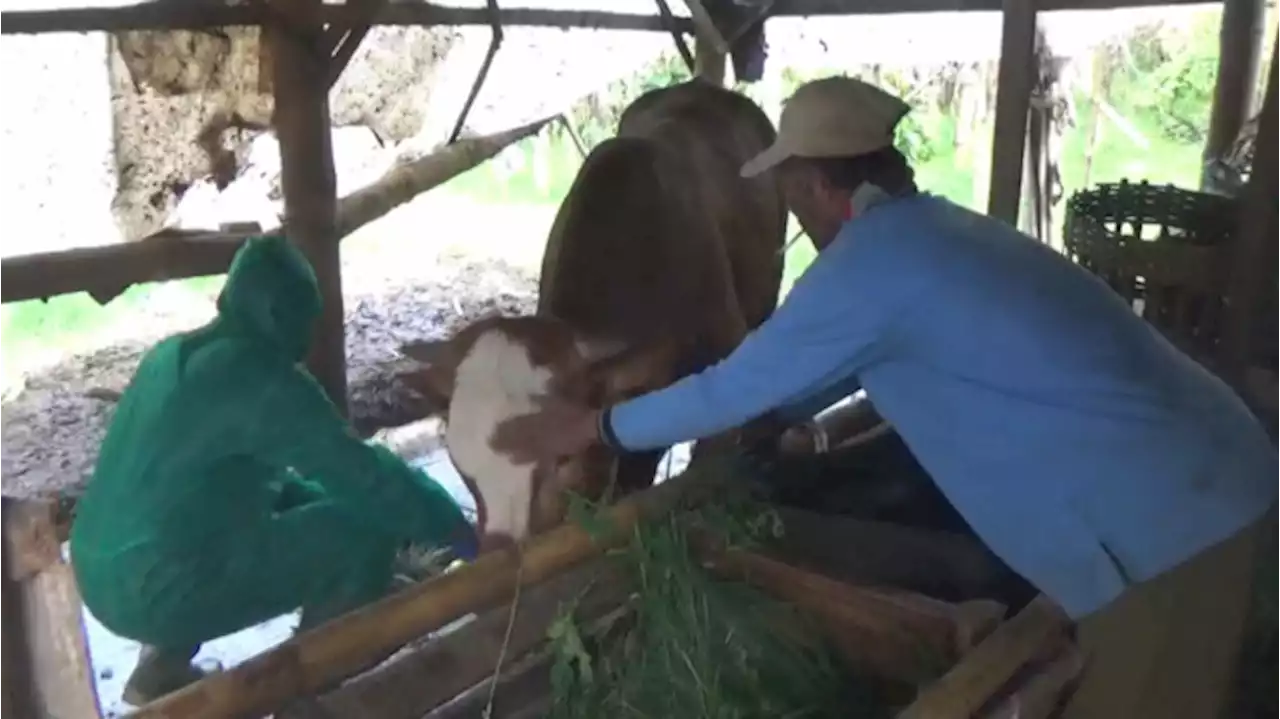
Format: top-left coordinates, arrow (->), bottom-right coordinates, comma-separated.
490,395 -> 602,464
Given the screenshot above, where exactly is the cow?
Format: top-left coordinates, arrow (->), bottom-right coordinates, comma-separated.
400,79 -> 787,551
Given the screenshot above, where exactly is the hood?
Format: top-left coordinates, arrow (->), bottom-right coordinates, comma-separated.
216,235 -> 323,361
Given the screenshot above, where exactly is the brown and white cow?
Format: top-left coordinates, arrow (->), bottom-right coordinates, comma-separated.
401,80 -> 787,550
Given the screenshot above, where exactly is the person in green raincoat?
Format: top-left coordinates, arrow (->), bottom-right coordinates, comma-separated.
69,234 -> 478,705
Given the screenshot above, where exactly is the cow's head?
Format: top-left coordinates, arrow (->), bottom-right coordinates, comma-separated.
400,314 -> 677,551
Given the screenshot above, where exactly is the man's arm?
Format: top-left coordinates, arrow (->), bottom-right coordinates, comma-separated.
603,233 -> 917,453
248,361 -> 476,552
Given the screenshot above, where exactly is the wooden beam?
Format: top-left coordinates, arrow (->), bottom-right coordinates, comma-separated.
128,471 -> 721,719
2,0 -> 1223,36
1,3 -> 693,35
769,0 -> 1219,13
986,0 -> 1038,225
0,118 -> 548,305
269,0 -> 348,413
1218,43 -> 1278,381
694,33 -> 728,84
0,229 -> 250,305
1201,0 -> 1267,184
684,0 -> 730,56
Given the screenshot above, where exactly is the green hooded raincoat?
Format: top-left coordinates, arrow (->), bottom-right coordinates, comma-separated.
70,235 -> 475,650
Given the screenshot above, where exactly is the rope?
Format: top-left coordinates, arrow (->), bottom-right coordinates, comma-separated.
482,544 -> 525,719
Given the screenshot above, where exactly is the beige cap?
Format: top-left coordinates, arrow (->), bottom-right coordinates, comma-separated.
741,76 -> 911,178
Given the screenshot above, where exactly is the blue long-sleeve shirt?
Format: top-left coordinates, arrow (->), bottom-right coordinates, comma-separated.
607,193 -> 1278,618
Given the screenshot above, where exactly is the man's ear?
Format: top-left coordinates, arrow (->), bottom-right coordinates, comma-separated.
399,338 -> 464,411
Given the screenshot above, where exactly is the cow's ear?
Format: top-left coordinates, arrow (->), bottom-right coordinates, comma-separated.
400,338 -> 464,410
574,336 -> 631,365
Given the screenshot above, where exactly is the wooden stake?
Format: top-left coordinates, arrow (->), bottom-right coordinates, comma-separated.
1,503 -> 41,719
1,498 -> 103,719
129,471 -> 718,719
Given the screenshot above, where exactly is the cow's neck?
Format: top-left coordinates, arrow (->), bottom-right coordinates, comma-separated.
445,330 -> 552,542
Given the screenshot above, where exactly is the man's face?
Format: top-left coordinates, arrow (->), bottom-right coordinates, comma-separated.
777,160 -> 846,251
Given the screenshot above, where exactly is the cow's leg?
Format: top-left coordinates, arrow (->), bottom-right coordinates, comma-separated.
614,451 -> 664,496
686,430 -> 742,474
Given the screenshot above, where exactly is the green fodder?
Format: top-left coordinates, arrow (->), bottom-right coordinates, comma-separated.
547,490 -> 891,719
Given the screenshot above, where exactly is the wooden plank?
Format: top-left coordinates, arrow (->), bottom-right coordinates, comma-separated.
1201,0 -> 1267,183
128,470 -> 720,719
1,119 -> 548,306
897,594 -> 1073,719
976,642 -> 1085,719
269,0 -> 347,412
1218,43 -> 1278,381
0,4 -> 693,35
986,0 -> 1038,225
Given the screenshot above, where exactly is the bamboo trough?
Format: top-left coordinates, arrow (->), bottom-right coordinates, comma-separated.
119,461 -> 1081,719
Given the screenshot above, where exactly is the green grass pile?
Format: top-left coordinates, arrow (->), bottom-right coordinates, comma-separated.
545,489 -> 891,719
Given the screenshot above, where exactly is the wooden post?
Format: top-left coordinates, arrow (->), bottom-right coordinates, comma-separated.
1201,0 -> 1267,187
686,0 -> 728,84
1,498 -> 102,719
694,35 -> 727,85
1218,44 -> 1277,381
268,0 -> 348,413
986,0 -> 1037,226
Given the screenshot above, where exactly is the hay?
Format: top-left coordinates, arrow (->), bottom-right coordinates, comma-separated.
545,482 -> 892,719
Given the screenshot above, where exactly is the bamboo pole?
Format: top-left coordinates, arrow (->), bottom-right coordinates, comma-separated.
289,559 -> 629,719
335,117 -> 551,237
128,471 -> 718,719
701,543 -> 1007,683
0,119 -> 551,306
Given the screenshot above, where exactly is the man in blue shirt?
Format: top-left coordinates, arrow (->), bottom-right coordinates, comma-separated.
493,77 -> 1276,718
